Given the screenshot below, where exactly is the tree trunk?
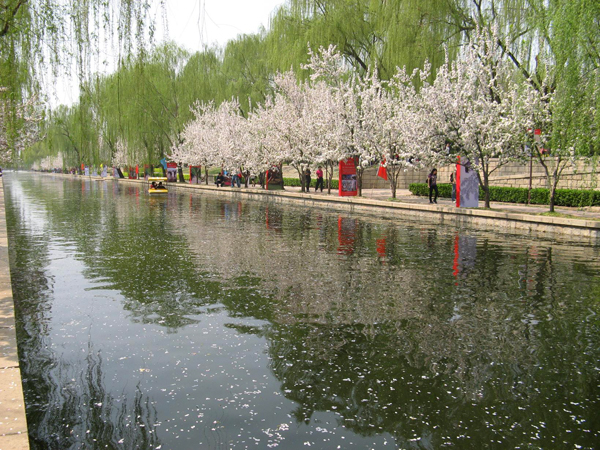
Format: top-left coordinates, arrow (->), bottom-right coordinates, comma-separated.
356,166 -> 363,197
205,167 -> 209,185
326,161 -> 334,194
548,165 -> 561,213
549,185 -> 556,212
483,186 -> 490,208
388,166 -> 398,199
296,166 -> 305,192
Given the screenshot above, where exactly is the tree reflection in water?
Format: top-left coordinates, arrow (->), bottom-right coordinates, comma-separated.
29,340 -> 161,449
178,195 -> 600,448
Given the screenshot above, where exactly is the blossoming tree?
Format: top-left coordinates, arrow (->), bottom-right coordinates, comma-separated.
418,28 -> 538,208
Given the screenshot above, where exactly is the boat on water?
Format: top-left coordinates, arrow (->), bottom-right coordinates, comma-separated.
148,177 -> 168,194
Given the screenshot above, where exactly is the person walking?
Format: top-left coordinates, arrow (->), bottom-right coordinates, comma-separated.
428,168 -> 439,204
315,166 -> 324,192
232,170 -> 242,188
450,169 -> 456,202
304,167 -> 312,193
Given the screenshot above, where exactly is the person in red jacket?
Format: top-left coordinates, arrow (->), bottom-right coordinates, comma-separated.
315,166 -> 324,192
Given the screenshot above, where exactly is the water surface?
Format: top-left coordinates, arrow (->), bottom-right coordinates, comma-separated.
5,173 -> 600,449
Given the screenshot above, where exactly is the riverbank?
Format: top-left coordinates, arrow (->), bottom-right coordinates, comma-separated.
37,172 -> 600,241
120,176 -> 600,241
0,177 -> 30,450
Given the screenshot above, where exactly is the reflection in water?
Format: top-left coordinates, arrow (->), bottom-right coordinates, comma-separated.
5,173 -> 600,449
452,233 -> 477,283
337,216 -> 358,255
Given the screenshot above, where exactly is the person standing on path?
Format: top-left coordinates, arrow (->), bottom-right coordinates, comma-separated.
450,169 -> 456,202
304,167 -> 312,193
315,166 -> 324,192
428,168 -> 438,204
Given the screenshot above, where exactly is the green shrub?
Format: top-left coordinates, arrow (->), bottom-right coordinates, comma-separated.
284,177 -> 339,189
408,183 -> 453,198
408,183 -> 600,207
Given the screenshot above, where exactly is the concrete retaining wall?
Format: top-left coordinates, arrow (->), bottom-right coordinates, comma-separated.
0,178 -> 30,450
114,177 -> 600,242
436,158 -> 600,190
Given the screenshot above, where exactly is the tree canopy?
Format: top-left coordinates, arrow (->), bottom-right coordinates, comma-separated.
15,0 -> 600,191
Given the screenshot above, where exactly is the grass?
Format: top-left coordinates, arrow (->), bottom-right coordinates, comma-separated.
538,212 -> 600,221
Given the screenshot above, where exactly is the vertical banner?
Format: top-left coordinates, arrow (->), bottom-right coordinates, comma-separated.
265,167 -> 283,190
190,166 -> 202,184
338,158 -> 358,197
456,156 -> 479,208
166,162 -> 178,182
376,161 -> 388,180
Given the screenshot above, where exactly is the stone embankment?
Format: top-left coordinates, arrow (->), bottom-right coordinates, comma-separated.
110,175 -> 600,241
0,178 -> 30,450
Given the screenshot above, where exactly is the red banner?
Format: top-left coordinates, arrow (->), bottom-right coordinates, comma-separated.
377,160 -> 388,180
456,156 -> 461,207
338,158 -> 358,197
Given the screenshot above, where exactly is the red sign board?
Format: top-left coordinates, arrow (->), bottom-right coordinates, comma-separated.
338,158 -> 358,197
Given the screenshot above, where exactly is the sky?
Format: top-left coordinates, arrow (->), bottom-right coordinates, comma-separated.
52,0 -> 287,106
162,0 -> 286,51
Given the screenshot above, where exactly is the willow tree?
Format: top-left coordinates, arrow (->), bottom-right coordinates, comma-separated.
265,0 -> 461,81
88,43 -> 190,167
525,0 -> 600,210
221,32 -> 273,114
447,0 -> 600,210
0,0 -> 160,165
177,47 -> 226,126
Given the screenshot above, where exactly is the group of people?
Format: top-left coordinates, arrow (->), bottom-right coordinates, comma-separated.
215,170 -> 243,188
303,166 -> 324,192
150,181 -> 166,190
427,168 -> 457,204
214,166 -> 326,192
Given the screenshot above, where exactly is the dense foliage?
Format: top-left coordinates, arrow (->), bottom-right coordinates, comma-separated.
11,0 -> 600,211
0,0 -> 160,165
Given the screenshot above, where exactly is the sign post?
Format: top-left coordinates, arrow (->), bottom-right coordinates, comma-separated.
456,156 -> 479,208
166,162 -> 177,182
338,158 -> 358,197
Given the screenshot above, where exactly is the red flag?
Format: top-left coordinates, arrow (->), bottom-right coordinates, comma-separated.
377,161 -> 388,180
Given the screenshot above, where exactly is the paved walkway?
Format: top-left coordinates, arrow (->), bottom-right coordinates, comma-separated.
269,185 -> 600,220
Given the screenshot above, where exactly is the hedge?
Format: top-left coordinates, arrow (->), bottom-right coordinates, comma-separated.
284,177 -> 339,189
408,183 -> 600,207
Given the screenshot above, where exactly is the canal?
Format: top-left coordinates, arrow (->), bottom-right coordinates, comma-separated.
4,173 -> 600,449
